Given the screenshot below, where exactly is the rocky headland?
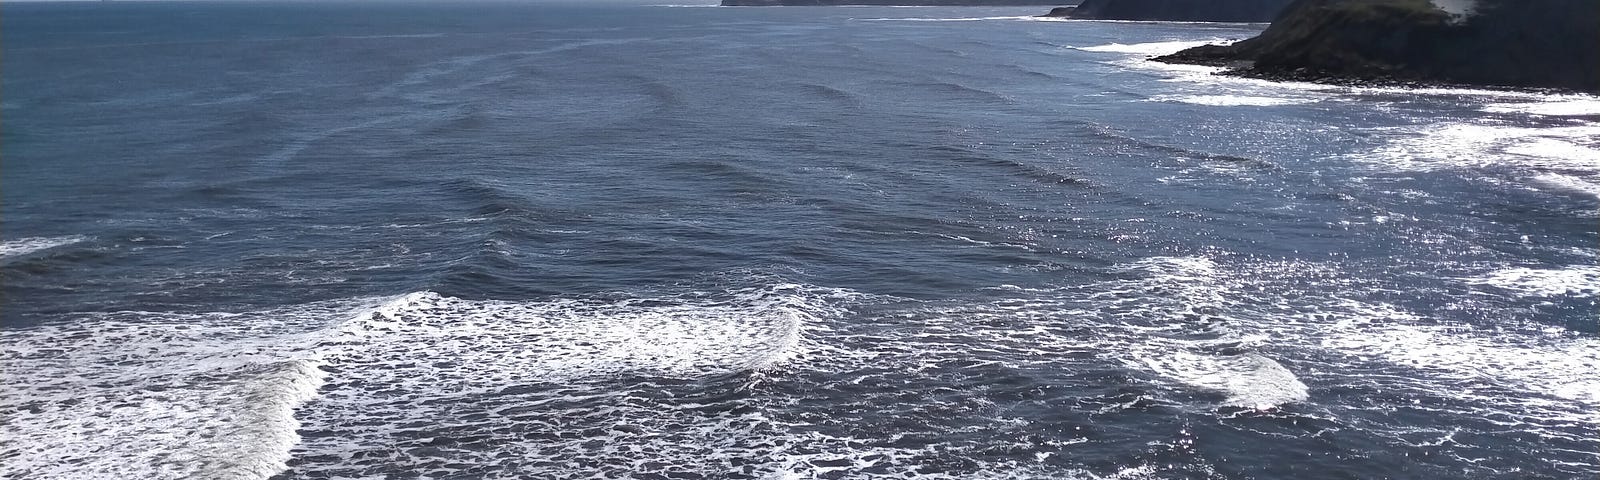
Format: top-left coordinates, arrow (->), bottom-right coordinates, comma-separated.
1152,0 -> 1600,92
1040,0 -> 1296,22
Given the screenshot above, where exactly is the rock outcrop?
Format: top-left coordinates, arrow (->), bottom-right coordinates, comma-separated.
1045,0 -> 1296,22
1152,0 -> 1600,92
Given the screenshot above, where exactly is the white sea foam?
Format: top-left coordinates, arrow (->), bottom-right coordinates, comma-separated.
1,286 -> 839,479
1353,122 -> 1600,184
1073,40 -> 1229,56
1465,265 -> 1600,297
1148,94 -> 1313,107
1319,299 -> 1600,408
1532,172 -> 1600,199
1483,97 -> 1600,116
1076,39 -> 1345,109
317,288 -> 814,385
1136,351 -> 1310,409
0,235 -> 87,259
1109,257 -> 1310,408
1068,257 -> 1597,418
1504,136 -> 1600,163
856,16 -> 1054,22
281,285 -> 858,478
7,263 -> 1593,477
0,309 -> 335,480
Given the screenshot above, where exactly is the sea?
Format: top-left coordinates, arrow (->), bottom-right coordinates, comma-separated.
2,2 -> 1597,479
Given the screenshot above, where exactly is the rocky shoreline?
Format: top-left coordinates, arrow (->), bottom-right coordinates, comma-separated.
1039,0 -> 1295,22
1151,0 -> 1600,93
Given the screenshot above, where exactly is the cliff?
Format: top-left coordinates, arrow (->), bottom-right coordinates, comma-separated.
1044,0 -> 1296,22
723,0 -> 1065,5
1152,0 -> 1600,92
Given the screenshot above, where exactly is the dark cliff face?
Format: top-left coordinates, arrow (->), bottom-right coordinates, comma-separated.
1154,0 -> 1600,92
1063,0 -> 1297,22
721,0 -> 1065,5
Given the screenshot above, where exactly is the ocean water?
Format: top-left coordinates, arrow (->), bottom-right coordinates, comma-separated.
2,2 -> 1597,479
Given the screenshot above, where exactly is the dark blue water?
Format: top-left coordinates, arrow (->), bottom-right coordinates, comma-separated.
3,2 -> 1597,479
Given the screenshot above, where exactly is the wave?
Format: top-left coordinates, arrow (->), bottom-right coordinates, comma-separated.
796,82 -> 861,104
1073,39 -> 1233,56
890,79 -> 1014,106
0,235 -> 88,259
1148,94 -> 1315,107
1173,259 -> 1599,415
1083,126 -> 1280,170
284,285 -> 844,478
325,288 -> 813,382
7,260 -> 1594,476
1136,351 -> 1309,409
0,307 -> 337,480
1349,121 -> 1600,201
922,144 -> 1095,187
0,284 -> 843,479
1465,265 -> 1600,297
1320,299 -> 1600,408
854,16 -> 1059,23
939,255 -> 1599,431
440,176 -> 539,217
1355,123 -> 1600,168
1101,257 -> 1310,409
618,74 -> 687,111
1482,97 -> 1600,117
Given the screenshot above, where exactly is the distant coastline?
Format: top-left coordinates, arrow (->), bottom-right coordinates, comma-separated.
722,0 -> 1070,6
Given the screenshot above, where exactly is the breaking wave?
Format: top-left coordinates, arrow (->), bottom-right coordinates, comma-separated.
1148,94 -> 1315,107
0,235 -> 88,259
1072,40 -> 1232,56
1481,97 -> 1600,117
1348,121 -> 1600,203
0,285 -> 842,480
1465,265 -> 1600,297
855,16 -> 1064,23
0,307 -> 336,480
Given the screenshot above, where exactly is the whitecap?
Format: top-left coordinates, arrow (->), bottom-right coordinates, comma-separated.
1320,300 -> 1600,407
318,288 -> 815,384
0,285 -> 843,479
0,309 -> 335,480
1530,172 -> 1600,201
855,16 -> 1048,22
1483,97 -> 1600,116
281,285 -> 856,478
1505,137 -> 1600,163
1136,351 -> 1310,409
1148,94 -> 1312,107
0,235 -> 88,259
1465,265 -> 1600,297
1073,39 -> 1232,56
1352,122 -> 1600,172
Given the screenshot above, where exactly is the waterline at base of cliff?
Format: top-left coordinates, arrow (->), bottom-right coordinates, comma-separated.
1152,0 -> 1600,93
